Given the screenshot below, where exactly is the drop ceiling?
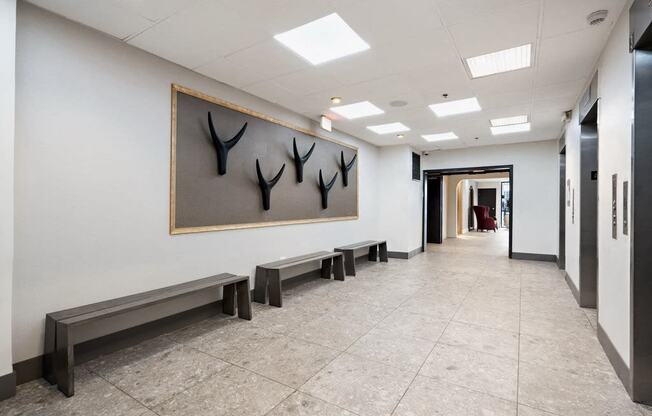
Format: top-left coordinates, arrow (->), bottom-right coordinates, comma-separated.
27,0 -> 626,150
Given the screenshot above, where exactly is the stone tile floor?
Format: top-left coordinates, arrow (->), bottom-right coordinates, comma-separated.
2,230 -> 648,415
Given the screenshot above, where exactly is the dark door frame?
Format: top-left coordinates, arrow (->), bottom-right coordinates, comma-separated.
421,164 -> 514,258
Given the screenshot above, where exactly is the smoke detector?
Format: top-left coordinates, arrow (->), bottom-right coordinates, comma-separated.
587,10 -> 608,26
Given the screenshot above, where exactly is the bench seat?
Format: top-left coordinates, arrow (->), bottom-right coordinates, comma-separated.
254,251 -> 344,307
335,240 -> 388,276
44,273 -> 251,397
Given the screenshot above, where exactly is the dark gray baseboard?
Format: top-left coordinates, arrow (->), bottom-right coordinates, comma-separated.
0,371 -> 16,401
511,252 -> 557,262
388,247 -> 423,259
564,271 -> 581,305
598,323 -> 632,397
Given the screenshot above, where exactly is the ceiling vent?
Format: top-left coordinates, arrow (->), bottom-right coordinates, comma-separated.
587,10 -> 608,26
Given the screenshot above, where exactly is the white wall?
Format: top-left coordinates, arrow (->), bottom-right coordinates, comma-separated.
563,4 -> 632,365
377,145 -> 422,253
596,3 -> 632,366
563,108 -> 581,293
0,0 -> 16,378
12,4 -> 380,363
422,140 -> 559,255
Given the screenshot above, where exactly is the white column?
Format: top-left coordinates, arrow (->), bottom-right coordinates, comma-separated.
0,0 -> 16,397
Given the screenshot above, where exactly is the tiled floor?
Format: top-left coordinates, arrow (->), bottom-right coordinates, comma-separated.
2,230 -> 648,415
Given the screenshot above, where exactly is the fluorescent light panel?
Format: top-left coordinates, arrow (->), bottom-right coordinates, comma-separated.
428,97 -> 481,117
422,132 -> 458,142
367,122 -> 410,134
274,13 -> 370,65
330,101 -> 384,119
490,115 -> 528,127
491,122 -> 531,135
466,44 -> 532,78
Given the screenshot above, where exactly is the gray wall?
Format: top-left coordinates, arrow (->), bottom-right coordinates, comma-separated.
12,3 -> 380,363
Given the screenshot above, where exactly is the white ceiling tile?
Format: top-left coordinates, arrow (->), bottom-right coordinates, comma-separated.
436,0 -> 537,26
537,27 -> 608,85
447,1 -> 540,57
114,0 -> 201,23
271,68 -> 344,96
127,0 -> 270,69
194,40 -> 308,88
28,0 -> 154,39
541,0 -> 627,39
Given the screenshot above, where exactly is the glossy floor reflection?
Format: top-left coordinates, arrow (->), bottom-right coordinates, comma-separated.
2,230 -> 646,415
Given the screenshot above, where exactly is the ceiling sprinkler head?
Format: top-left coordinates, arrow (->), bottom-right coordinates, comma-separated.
587,10 -> 608,26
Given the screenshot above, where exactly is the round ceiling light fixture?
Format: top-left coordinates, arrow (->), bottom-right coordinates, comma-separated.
587,10 -> 608,26
330,96 -> 342,104
389,100 -> 408,107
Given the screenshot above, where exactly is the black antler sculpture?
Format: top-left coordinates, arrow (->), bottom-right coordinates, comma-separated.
340,151 -> 357,187
256,159 -> 285,211
318,170 -> 339,209
292,138 -> 316,183
208,112 -> 247,175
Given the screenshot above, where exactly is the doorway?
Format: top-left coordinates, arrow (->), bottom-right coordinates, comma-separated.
422,165 -> 513,258
426,176 -> 442,244
478,188 -> 497,218
558,146 -> 566,270
579,102 -> 598,308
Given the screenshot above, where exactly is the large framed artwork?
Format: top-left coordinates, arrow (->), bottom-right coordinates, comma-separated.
170,84 -> 359,235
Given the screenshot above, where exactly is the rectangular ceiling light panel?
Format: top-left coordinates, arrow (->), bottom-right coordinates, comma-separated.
422,132 -> 459,142
491,122 -> 531,135
466,44 -> 532,78
330,101 -> 384,119
274,13 -> 370,65
490,115 -> 528,127
428,97 -> 482,117
367,122 -> 410,134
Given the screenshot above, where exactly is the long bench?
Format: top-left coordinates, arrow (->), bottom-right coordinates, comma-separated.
253,251 -> 344,307
335,240 -> 388,276
43,273 -> 251,397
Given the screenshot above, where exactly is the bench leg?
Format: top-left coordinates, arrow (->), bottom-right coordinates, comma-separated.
333,255 -> 345,281
253,266 -> 267,304
343,250 -> 356,276
223,283 -> 236,316
43,314 -> 57,385
369,245 -> 378,261
55,322 -> 74,397
268,270 -> 283,308
379,242 -> 389,262
320,258 -> 333,279
236,280 -> 252,320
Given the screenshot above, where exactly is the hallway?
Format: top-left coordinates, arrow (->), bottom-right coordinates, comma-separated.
1,232 -> 642,416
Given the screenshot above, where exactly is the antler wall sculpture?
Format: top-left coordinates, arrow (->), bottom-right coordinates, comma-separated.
208,112 -> 247,175
318,170 -> 339,209
292,138 -> 316,183
256,159 -> 285,211
340,151 -> 357,187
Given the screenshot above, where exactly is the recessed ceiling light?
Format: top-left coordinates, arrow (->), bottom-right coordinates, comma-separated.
274,13 -> 370,65
465,44 -> 532,78
428,97 -> 482,117
397,134 -> 405,139
490,115 -> 528,127
491,122 -> 531,135
421,132 -> 459,142
367,122 -> 410,135
330,101 -> 384,120
330,96 -> 342,104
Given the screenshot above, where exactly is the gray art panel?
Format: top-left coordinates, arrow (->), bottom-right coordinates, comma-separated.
172,89 -> 358,232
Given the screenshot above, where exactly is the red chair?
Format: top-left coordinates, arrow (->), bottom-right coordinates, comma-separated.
473,205 -> 497,232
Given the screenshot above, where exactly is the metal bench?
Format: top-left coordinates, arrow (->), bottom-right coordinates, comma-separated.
335,240 -> 388,276
43,273 -> 251,397
253,251 -> 345,307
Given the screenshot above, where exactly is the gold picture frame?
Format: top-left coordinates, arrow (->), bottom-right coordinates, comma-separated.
169,84 -> 359,235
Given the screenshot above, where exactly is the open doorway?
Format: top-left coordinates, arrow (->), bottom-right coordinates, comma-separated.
422,165 -> 513,258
